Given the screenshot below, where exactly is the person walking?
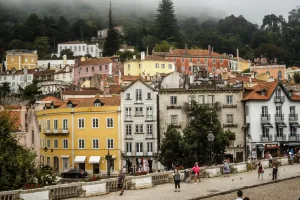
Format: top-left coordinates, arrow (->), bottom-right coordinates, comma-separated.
117,170 -> 125,195
223,158 -> 230,177
236,190 -> 243,200
192,162 -> 200,183
272,160 -> 278,181
257,162 -> 264,180
173,169 -> 181,192
267,152 -> 273,167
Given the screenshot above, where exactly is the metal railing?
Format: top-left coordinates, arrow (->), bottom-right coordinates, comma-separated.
275,134 -> 287,141
274,114 -> 284,122
125,115 -> 132,121
260,134 -> 273,142
274,96 -> 285,103
261,114 -> 270,122
146,115 -> 154,121
289,134 -> 300,141
43,128 -> 69,135
289,114 -> 298,121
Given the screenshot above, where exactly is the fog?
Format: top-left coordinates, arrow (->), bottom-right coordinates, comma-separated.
1,0 -> 300,24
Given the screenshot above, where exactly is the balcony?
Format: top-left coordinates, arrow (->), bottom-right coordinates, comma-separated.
123,151 -> 156,157
124,115 -> 133,122
145,115 -> 154,122
274,96 -> 285,103
43,128 -> 69,135
124,134 -> 133,140
260,135 -> 273,142
167,105 -> 182,110
275,114 -> 284,122
146,134 -> 154,139
289,134 -> 300,141
275,134 -> 287,141
261,114 -> 270,122
289,114 -> 298,122
223,104 -> 238,109
223,123 -> 238,128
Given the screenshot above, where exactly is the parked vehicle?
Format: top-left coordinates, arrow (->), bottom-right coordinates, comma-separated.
61,169 -> 88,178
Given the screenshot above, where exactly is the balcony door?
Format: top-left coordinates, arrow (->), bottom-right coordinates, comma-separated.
262,106 -> 268,117
290,106 -> 295,116
276,106 -> 282,116
262,127 -> 269,138
136,143 -> 143,156
276,88 -> 281,97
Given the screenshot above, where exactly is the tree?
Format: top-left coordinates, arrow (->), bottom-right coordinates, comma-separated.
0,82 -> 11,103
8,39 -> 24,50
60,49 -> 74,58
155,0 -> 181,43
142,35 -> 159,53
103,2 -> 119,57
159,125 -> 185,170
294,72 -> 300,83
154,40 -> 171,52
0,110 -> 37,191
34,37 -> 51,59
117,51 -> 134,62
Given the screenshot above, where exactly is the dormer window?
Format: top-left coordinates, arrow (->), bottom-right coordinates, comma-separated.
94,99 -> 104,107
261,89 -> 266,96
67,104 -> 72,108
95,103 -> 101,107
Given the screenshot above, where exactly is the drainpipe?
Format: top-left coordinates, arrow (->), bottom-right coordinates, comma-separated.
118,106 -> 121,171
243,100 -> 247,161
71,108 -> 75,169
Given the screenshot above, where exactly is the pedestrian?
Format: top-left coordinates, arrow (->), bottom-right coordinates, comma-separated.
257,162 -> 264,180
243,197 -> 250,200
267,152 -> 273,167
173,169 -> 181,192
236,190 -> 243,200
223,159 -> 230,177
272,161 -> 278,181
247,157 -> 252,171
192,162 -> 201,184
117,170 -> 125,195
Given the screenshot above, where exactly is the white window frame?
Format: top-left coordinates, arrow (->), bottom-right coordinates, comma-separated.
207,95 -> 215,104
198,95 -> 205,104
126,142 -> 132,152
46,120 -> 50,131
63,139 -> 68,149
147,142 -> 153,153
168,64 -> 172,69
62,119 -> 68,131
136,89 -> 142,101
147,124 -> 153,135
170,96 -> 177,105
126,93 -> 131,100
53,119 -> 58,131
136,142 -> 143,153
53,139 -> 58,149
227,114 -> 234,124
171,115 -> 178,124
226,95 -> 233,105
126,124 -> 132,135
135,107 -> 143,116
106,118 -> 114,128
92,118 -> 99,128
161,64 -> 165,68
107,139 -> 114,149
92,138 -> 99,149
78,118 -> 85,129
155,63 -> 159,68
147,92 -> 152,100
78,139 -> 85,149
46,139 -> 51,148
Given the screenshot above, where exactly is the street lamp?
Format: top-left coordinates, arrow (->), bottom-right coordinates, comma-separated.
44,147 -> 48,166
207,131 -> 215,165
105,150 -> 112,177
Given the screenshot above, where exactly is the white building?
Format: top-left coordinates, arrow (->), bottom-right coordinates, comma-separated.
159,72 -> 245,162
55,41 -> 103,58
97,26 -> 124,39
53,65 -> 73,84
37,55 -> 75,69
286,66 -> 300,82
244,81 -> 300,159
121,79 -> 159,172
0,68 -> 34,93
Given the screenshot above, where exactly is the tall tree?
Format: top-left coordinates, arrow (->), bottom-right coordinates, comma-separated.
155,0 -> 181,43
34,37 -> 51,59
103,2 -> 119,57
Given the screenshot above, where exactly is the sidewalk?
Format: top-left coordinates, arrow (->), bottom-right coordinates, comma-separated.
70,164 -> 300,200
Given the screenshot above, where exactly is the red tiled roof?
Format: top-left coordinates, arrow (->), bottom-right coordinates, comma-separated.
145,55 -> 170,61
60,96 -> 120,107
291,95 -> 300,100
0,106 -> 22,131
243,81 -> 278,101
109,85 -> 121,94
62,90 -> 104,95
79,57 -> 113,66
34,70 -> 55,76
41,96 -> 61,102
122,75 -> 144,82
169,49 -> 223,57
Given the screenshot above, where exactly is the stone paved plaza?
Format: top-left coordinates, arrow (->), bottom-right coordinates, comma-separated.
70,164 -> 300,200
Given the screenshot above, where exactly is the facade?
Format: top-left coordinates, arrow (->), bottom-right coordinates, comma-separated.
55,41 -> 103,58
0,68 -> 34,93
37,55 -> 75,69
250,65 -> 286,81
159,73 -> 245,162
165,46 -> 230,76
119,44 -> 135,53
5,49 -> 38,71
243,81 -> 300,159
37,96 -> 121,174
124,53 -> 175,77
97,26 -> 124,39
286,66 -> 300,82
229,57 -> 251,72
121,79 -> 159,172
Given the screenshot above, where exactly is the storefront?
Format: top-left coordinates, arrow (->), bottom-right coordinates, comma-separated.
88,156 -> 101,174
74,156 -> 86,171
264,144 -> 280,157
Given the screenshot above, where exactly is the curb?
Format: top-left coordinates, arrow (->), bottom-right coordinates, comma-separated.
189,175 -> 300,200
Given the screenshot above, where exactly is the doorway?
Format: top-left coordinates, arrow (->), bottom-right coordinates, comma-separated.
62,158 -> 69,171
53,157 -> 59,172
93,163 -> 99,174
235,152 -> 244,162
79,163 -> 85,171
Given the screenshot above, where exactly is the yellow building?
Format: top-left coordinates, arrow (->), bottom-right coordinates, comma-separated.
230,57 -> 251,72
37,95 -> 121,175
124,53 -> 175,77
6,49 -> 38,71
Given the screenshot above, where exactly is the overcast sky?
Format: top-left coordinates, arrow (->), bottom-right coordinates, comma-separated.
3,0 -> 300,24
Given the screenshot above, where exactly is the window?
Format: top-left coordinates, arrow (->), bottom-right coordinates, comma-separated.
46,120 -> 50,131
290,106 -> 296,116
47,139 -> 51,148
220,59 -> 223,64
12,76 -> 15,80
171,115 -> 178,124
277,127 -> 283,137
92,118 -> 99,128
262,106 -> 268,116
105,65 -> 108,70
276,106 -> 282,115
78,139 -> 85,149
106,118 -> 114,128
63,139 -> 68,149
147,92 -> 152,99
276,88 -> 281,97
86,67 -> 88,72
20,76 -> 23,81
246,106 -> 249,116
136,89 -> 142,101
107,139 -> 114,149
226,114 -> 234,123
290,126 -> 297,136
135,124 -> 143,133
136,142 -> 143,152
70,46 -> 73,51
74,46 -> 77,51
41,139 -> 44,147
99,66 -> 102,71
91,47 -> 93,52
25,58 -> 28,62
92,139 -> 99,149
4,77 -> 6,81
54,139 -> 58,149
79,46 -> 81,51
135,107 -> 143,116
170,96 -> 177,105
198,95 -> 205,104
197,58 -> 200,62
54,119 -> 58,130
207,95 -> 215,104
92,67 -> 94,72
12,82 -> 15,87
213,59 -> 216,64
146,107 -> 153,118
126,142 -> 132,152
128,64 -> 130,70
47,157 -> 50,166
161,64 -> 165,68
28,76 -> 32,80
126,124 -> 132,135
205,59 -> 208,63
168,64 -> 172,69
78,118 -> 85,129
94,103 -> 101,107
147,124 -> 153,135
31,130 -> 34,144
226,95 -> 233,105
156,63 -> 159,68
188,95 -> 196,105
67,103 -> 72,108
181,58 -> 184,63
147,142 -> 153,152
125,107 -> 132,119
63,119 -> 68,131
83,46 -> 85,51
189,58 -> 192,62
126,93 -> 131,100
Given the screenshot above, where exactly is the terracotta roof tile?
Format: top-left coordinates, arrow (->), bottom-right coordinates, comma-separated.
60,96 -> 120,107
62,90 -> 104,95
169,49 -> 223,57
291,95 -> 300,100
79,57 -> 114,66
243,81 -> 278,101
109,85 -> 121,94
122,75 -> 145,82
41,96 -> 61,102
145,55 -> 171,61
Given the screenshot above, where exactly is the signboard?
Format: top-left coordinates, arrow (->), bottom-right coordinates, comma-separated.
265,144 -> 279,149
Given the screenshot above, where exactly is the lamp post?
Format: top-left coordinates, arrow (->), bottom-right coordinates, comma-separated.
44,147 -> 48,166
207,131 -> 215,165
105,150 -> 112,177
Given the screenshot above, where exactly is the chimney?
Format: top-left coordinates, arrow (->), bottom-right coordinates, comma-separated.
208,45 -> 211,56
63,55 -> 67,65
142,72 -> 145,79
133,55 -> 136,60
66,65 -> 70,73
108,63 -> 113,75
147,73 -> 150,81
185,44 -> 188,55
104,85 -> 110,96
212,47 -> 214,52
141,52 -> 145,60
146,46 -> 149,56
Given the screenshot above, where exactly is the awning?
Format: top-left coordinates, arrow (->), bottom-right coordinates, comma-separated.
242,123 -> 250,129
290,122 -> 300,128
74,156 -> 86,163
112,156 -> 116,159
261,123 -> 273,128
289,143 -> 300,147
88,156 -> 101,164
61,155 -> 70,158
276,122 -> 287,128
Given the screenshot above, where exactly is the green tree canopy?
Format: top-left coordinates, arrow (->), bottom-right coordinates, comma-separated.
294,72 -> 300,83
8,39 -> 24,50
154,40 -> 171,52
60,49 -> 74,58
34,36 -> 51,59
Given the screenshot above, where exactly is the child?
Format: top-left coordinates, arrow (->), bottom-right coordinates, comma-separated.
192,162 -> 200,183
257,162 -> 264,180
173,169 -> 181,192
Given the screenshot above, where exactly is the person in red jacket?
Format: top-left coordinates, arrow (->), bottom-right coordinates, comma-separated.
192,162 -> 201,183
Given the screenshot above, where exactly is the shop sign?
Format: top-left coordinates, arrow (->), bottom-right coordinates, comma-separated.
265,144 -> 278,149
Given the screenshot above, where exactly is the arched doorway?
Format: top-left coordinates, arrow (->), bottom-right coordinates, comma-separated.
53,156 -> 59,172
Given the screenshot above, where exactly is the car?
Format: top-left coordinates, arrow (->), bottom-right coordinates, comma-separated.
61,169 -> 88,178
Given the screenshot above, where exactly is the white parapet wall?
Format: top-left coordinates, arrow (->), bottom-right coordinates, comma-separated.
231,162 -> 247,173
130,175 -> 153,189
19,188 -> 49,200
205,166 -> 221,177
82,181 -> 106,197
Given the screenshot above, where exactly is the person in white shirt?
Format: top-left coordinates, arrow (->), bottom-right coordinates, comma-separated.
236,190 -> 243,200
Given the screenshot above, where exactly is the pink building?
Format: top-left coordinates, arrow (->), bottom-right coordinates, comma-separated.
73,57 -> 123,88
250,65 -> 286,80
